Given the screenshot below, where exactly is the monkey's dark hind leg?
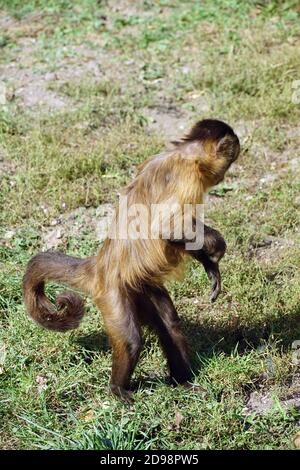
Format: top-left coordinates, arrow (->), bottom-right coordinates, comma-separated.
139,285 -> 200,388
97,292 -> 142,404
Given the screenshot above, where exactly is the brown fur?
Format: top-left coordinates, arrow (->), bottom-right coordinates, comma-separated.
23,252 -> 97,332
23,119 -> 240,401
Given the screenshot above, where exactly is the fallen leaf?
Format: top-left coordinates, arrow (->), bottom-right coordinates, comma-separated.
81,409 -> 95,422
174,411 -> 183,433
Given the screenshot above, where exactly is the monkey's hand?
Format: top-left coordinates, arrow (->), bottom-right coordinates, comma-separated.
204,258 -> 221,303
168,243 -> 222,301
167,224 -> 225,302
188,249 -> 222,302
197,235 -> 225,302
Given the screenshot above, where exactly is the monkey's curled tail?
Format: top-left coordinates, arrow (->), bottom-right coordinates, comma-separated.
23,252 -> 97,332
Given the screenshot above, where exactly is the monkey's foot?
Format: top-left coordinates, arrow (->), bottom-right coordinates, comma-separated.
110,384 -> 134,405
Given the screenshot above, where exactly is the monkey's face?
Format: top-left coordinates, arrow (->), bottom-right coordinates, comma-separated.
214,133 -> 240,183
199,134 -> 240,189
216,134 -> 240,163
176,119 -> 240,189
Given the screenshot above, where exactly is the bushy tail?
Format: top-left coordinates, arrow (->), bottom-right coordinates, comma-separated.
23,252 -> 97,332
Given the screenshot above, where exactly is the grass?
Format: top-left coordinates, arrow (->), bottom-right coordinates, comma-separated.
0,0 -> 300,450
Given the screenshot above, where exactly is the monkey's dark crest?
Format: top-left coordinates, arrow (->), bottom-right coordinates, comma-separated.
23,119 -> 240,403
183,119 -> 236,142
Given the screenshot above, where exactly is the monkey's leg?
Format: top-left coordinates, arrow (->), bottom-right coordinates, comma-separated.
138,285 -> 194,386
96,292 -> 142,404
169,221 -> 226,302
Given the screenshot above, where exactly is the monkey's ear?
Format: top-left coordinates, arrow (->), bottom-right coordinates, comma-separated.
216,134 -> 240,162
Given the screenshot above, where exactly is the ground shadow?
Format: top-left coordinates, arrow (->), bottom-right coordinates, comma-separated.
71,302 -> 300,388
73,331 -> 110,364
184,302 -> 300,354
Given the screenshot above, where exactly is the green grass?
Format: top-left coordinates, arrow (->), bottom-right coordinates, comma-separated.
1,0 -> 300,450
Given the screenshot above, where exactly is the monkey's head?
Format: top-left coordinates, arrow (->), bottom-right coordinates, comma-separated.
179,119 -> 240,189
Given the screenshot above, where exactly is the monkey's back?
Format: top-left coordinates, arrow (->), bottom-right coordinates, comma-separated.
94,147 -> 206,295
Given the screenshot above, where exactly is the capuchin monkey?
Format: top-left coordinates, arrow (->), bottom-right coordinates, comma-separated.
23,119 -> 240,402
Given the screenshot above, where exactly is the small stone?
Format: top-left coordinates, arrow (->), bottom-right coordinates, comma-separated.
181,66 -> 191,75
43,228 -> 64,249
101,401 -> 111,410
36,375 -> 48,394
260,174 -> 276,184
50,218 -> 61,226
4,230 -> 16,240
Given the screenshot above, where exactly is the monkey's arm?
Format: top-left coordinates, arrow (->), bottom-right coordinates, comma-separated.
168,221 -> 226,302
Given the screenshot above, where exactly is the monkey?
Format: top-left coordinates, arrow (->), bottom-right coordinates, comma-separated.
23,119 -> 240,403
